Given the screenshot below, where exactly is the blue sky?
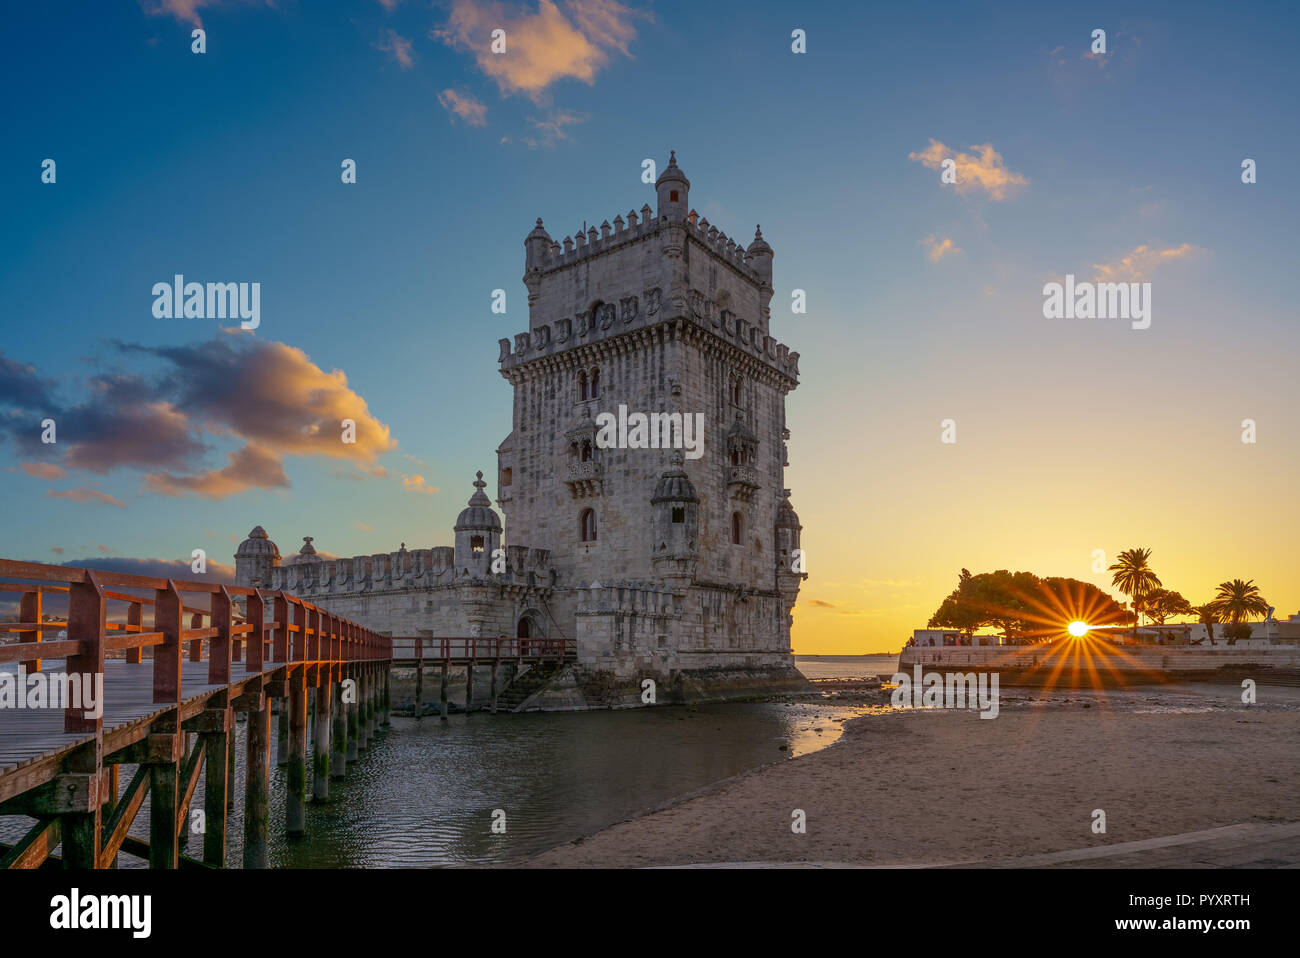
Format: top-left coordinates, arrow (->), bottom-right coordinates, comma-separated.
2,1 -> 1297,651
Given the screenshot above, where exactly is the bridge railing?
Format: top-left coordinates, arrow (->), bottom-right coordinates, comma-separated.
389,636 -> 575,662
0,559 -> 391,736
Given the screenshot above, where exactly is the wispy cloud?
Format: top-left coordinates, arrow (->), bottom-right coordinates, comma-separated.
1091,243 -> 1202,283
139,0 -> 275,29
353,520 -> 375,532
921,234 -> 962,262
432,0 -> 648,102
807,599 -> 837,608
20,462 -> 67,479
375,28 -> 415,69
909,139 -> 1028,201
438,88 -> 488,126
48,488 -> 126,508
524,110 -> 586,148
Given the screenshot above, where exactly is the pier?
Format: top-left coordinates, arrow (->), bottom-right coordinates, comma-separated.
0,559 -> 390,869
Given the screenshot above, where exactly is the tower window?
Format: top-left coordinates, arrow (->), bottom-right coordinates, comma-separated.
730,512 -> 743,545
579,508 -> 598,542
590,367 -> 600,398
470,535 -> 484,554
500,467 -> 512,487
670,190 -> 679,202
581,440 -> 593,462
731,376 -> 743,406
672,507 -> 685,523
578,369 -> 588,401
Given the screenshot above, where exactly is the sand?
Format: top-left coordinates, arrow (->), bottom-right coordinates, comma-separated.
524,689 -> 1300,867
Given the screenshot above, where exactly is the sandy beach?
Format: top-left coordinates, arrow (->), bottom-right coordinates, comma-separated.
525,684 -> 1300,867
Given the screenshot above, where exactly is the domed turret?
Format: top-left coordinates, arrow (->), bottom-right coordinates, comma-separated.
285,536 -> 322,564
655,150 -> 690,222
235,525 -> 280,589
745,224 -> 773,283
454,471 -> 502,578
524,217 -> 552,270
776,490 -> 803,567
651,453 -> 698,587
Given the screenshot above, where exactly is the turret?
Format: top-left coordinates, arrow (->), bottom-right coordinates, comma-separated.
234,525 -> 280,589
453,471 -> 503,578
655,150 -> 690,222
651,453 -> 699,590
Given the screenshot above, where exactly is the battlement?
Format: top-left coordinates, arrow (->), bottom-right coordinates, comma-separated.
499,278 -> 799,380
529,207 -> 764,284
268,543 -> 553,598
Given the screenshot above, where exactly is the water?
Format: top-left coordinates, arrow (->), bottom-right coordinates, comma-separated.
794,653 -> 899,680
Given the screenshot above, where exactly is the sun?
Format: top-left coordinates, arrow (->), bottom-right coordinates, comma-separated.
1067,620 -> 1089,637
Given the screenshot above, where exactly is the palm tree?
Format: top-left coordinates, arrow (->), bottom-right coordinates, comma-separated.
1108,548 -> 1162,641
1192,603 -> 1219,646
1209,579 -> 1271,644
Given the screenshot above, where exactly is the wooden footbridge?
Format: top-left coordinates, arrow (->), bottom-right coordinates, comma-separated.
0,560 -> 572,870
389,636 -> 576,716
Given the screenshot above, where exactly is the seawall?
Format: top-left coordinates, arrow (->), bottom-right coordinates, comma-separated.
898,640 -> 1300,687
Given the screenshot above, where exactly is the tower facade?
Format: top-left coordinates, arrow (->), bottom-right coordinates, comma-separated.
497,153 -> 807,675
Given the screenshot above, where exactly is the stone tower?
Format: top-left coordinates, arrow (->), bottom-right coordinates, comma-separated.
497,152 -> 807,668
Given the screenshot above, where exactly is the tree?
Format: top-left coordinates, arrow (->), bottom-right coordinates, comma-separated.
1209,579 -> 1270,645
1222,622 -> 1253,644
1192,604 -> 1219,645
1144,588 -> 1194,626
1108,547 -> 1161,641
928,568 -> 1130,645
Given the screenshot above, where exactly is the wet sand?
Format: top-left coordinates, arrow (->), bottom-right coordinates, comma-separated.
525,683 -> 1300,867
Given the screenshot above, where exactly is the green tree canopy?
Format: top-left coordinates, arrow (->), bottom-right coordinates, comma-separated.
928,568 -> 1132,643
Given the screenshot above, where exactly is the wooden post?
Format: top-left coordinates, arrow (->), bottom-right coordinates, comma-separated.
243,697 -> 270,868
414,639 -> 423,720
346,668 -> 359,761
60,573 -> 107,868
313,668 -> 331,800
382,667 -> 391,726
491,661 -> 499,714
147,719 -> 182,869
286,603 -> 308,837
125,601 -> 143,665
18,588 -> 41,673
330,682 -> 347,779
465,663 -> 474,713
201,700 -> 230,868
440,662 -> 449,720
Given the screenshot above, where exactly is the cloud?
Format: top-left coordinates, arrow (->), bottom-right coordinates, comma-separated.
433,0 -> 648,101
138,0 -> 275,29
1091,243 -> 1202,283
145,442 -> 289,499
62,555 -> 237,584
20,462 -> 67,479
375,28 -> 415,69
921,234 -> 962,262
48,488 -> 127,508
97,544 -> 111,552
401,473 -> 438,495
50,546 -> 64,554
524,110 -> 586,148
438,88 -> 489,126
353,521 -> 375,532
909,139 -> 1028,201
374,0 -> 402,10
807,599 -> 837,608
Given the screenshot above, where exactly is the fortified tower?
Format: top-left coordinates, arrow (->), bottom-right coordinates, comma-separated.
497,152 -> 807,674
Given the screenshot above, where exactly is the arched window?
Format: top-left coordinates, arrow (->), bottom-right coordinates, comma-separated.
672,507 -> 685,524
590,367 -> 600,398
730,512 -> 742,545
470,535 -> 484,554
578,369 -> 588,401
500,467 -> 512,487
731,449 -> 740,466
579,508 -> 598,542
580,440 -> 593,462
569,441 -> 580,458
732,375 -> 743,406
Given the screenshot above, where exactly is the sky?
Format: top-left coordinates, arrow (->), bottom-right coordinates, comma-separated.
2,0 -> 1297,653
